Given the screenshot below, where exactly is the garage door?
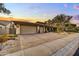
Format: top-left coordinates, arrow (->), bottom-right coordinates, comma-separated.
20,25 -> 36,34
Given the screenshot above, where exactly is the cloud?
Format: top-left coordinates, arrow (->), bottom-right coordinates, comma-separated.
73,5 -> 79,10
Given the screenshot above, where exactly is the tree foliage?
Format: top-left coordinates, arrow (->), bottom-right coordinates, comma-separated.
0,3 -> 11,14
45,14 -> 74,32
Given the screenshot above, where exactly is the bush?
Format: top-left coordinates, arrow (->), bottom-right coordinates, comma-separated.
0,34 -> 17,43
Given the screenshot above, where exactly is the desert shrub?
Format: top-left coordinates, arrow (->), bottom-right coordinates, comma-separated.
0,34 -> 17,43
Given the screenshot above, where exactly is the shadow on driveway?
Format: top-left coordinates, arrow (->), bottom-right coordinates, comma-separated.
73,48 -> 79,56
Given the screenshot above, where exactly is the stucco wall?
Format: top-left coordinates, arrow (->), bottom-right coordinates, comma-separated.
40,27 -> 44,33
0,25 -> 6,34
16,24 -> 20,34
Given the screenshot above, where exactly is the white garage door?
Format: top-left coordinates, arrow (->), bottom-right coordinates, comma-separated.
20,25 -> 36,34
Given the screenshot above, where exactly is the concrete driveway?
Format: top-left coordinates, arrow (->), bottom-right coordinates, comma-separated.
0,32 -> 70,55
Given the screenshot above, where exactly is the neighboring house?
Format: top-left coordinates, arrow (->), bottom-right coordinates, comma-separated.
0,20 -> 53,35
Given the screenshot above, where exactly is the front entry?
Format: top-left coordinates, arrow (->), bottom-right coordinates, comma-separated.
9,28 -> 16,34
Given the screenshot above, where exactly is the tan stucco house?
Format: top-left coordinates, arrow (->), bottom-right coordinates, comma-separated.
14,21 -> 53,35
0,20 -> 53,35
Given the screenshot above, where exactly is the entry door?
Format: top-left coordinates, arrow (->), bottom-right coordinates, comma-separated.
9,28 -> 16,34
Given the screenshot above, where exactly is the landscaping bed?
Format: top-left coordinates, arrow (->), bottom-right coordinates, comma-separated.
0,34 -> 17,50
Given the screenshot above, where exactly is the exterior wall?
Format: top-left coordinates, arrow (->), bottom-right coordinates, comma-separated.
45,27 -> 49,32
6,22 -> 16,34
36,26 -> 40,33
36,26 -> 45,33
0,27 -> 2,34
6,23 -> 11,34
40,27 -> 44,33
16,24 -> 20,35
20,25 -> 36,34
0,25 -> 6,34
9,22 -> 16,34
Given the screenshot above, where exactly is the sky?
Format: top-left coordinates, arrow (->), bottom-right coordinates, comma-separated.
1,3 -> 79,23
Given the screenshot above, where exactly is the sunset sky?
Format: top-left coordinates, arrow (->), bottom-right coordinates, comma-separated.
1,3 -> 79,23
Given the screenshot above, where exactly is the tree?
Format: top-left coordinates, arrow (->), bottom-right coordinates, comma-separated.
0,3 -> 11,50
44,19 -> 53,32
46,19 -> 52,26
0,3 -> 11,14
52,14 -> 72,32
